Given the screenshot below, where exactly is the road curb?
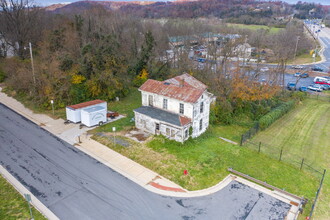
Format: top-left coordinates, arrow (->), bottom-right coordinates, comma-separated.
0,165 -> 60,220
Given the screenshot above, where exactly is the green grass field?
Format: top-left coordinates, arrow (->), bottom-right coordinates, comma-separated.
227,23 -> 283,34
0,175 -> 46,220
247,98 -> 330,219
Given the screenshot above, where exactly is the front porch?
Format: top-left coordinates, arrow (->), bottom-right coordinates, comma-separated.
134,106 -> 191,142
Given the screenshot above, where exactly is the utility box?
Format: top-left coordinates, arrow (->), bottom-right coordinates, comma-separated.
81,106 -> 107,127
66,100 -> 107,123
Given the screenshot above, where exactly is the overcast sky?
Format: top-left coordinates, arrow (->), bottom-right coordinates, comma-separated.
34,0 -> 330,7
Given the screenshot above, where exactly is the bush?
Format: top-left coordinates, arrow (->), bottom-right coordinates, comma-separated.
291,91 -> 307,101
0,69 -> 6,83
258,100 -> 295,130
212,100 -> 234,125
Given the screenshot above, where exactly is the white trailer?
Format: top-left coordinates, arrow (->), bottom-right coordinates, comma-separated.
81,106 -> 107,127
66,100 -> 107,123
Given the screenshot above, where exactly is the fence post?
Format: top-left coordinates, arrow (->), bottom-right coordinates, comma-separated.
300,158 -> 304,170
240,135 -> 243,146
279,149 -> 283,161
258,142 -> 261,153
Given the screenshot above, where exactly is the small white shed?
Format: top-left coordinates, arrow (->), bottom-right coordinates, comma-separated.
66,100 -> 107,123
81,106 -> 107,127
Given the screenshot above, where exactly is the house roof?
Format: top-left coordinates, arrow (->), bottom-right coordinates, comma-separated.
165,73 -> 207,90
67,99 -> 106,110
134,106 -> 191,127
139,74 -> 206,103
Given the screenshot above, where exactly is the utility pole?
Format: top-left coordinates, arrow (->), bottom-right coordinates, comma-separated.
29,42 -> 36,85
293,36 -> 300,63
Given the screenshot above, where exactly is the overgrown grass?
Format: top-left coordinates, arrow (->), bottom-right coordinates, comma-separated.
247,98 -> 330,219
287,52 -> 322,65
227,23 -> 282,34
2,88 -> 66,119
0,175 -> 47,220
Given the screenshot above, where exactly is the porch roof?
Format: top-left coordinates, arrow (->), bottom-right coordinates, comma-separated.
134,106 -> 191,127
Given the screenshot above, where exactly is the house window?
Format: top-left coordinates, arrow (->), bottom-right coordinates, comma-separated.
163,98 -> 168,109
200,102 -> 204,113
199,119 -> 203,131
166,128 -> 170,136
149,95 -> 153,106
156,123 -> 160,131
179,103 -> 184,114
185,129 -> 188,138
171,129 -> 175,137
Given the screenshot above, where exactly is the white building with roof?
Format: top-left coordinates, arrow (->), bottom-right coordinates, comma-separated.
134,73 -> 214,142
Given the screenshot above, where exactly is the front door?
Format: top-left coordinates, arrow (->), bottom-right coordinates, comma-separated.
155,123 -> 160,134
149,95 -> 153,106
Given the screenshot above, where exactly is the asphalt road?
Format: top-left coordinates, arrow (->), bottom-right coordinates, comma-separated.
0,103 -> 291,220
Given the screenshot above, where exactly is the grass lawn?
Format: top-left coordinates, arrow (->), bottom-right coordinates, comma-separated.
227,23 -> 282,34
89,88 -> 141,133
247,98 -> 330,219
0,175 -> 46,220
288,52 -> 322,65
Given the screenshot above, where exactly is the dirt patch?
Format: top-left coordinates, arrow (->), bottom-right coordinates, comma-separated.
125,129 -> 151,142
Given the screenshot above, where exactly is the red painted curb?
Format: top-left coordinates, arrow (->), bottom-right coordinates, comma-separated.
150,182 -> 186,192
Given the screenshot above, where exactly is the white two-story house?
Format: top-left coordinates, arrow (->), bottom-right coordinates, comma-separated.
134,73 -> 214,142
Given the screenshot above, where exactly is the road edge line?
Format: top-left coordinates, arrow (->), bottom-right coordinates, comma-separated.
0,165 -> 60,220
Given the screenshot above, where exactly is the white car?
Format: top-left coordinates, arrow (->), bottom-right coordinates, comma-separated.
292,65 -> 304,70
308,84 -> 322,92
260,67 -> 269,72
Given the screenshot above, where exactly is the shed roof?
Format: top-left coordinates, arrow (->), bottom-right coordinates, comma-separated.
67,100 -> 106,110
139,74 -> 206,103
134,106 -> 191,127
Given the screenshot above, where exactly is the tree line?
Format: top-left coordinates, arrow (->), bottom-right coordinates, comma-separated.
0,0 -> 315,125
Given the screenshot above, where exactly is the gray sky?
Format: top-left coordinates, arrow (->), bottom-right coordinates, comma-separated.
34,0 -> 330,7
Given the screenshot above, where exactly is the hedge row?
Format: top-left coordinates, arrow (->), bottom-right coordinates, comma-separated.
259,100 -> 295,130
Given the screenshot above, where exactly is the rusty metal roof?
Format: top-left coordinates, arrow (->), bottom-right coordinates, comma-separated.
165,73 -> 207,90
67,100 -> 106,110
139,74 -> 206,103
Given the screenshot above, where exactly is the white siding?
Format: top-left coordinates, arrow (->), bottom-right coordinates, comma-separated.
138,88 -> 213,141
140,91 -> 193,118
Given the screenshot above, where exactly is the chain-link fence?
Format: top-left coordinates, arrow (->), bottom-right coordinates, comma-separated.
242,140 -> 326,219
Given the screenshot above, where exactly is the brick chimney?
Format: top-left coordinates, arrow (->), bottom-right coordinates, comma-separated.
180,79 -> 184,87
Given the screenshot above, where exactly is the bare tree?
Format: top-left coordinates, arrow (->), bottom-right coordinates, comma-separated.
0,0 -> 44,58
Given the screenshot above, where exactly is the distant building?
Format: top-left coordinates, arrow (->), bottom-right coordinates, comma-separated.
134,73 -> 214,142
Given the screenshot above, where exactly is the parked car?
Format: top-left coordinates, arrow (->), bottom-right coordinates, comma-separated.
287,82 -> 296,91
260,67 -> 269,72
311,66 -> 323,72
294,72 -> 301,77
321,84 -> 330,90
197,58 -> 206,63
308,84 -> 322,92
299,86 -> 307,92
292,65 -> 304,69
300,73 -> 309,78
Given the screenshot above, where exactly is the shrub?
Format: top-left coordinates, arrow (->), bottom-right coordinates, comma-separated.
258,100 -> 295,130
0,69 -> 6,83
291,91 -> 307,101
212,100 -> 234,125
